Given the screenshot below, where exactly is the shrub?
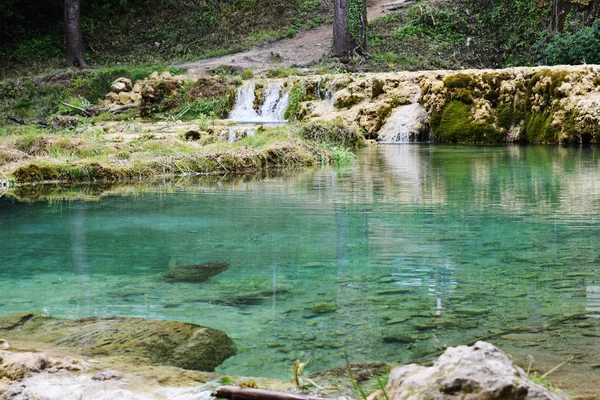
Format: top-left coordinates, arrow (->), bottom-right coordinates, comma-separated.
297,121 -> 365,147
542,21 -> 600,65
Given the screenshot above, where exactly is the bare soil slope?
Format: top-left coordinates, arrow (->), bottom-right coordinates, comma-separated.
179,0 -> 389,77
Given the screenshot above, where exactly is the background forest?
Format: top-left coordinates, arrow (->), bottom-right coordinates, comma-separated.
1,0 -> 600,76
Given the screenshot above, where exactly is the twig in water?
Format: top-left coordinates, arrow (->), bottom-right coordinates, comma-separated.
541,356 -> 573,378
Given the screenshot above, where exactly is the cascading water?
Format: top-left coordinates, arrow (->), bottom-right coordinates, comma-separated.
378,88 -> 430,143
229,80 -> 289,123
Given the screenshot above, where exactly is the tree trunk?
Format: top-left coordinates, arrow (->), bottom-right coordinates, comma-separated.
64,0 -> 89,67
333,0 -> 367,61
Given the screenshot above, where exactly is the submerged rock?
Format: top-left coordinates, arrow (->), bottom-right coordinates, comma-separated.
0,313 -> 236,372
378,341 -> 567,400
163,260 -> 229,283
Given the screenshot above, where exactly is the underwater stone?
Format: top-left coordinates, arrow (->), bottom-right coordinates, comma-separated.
376,289 -> 411,295
382,334 -> 418,344
311,303 -> 338,314
162,260 -> 229,283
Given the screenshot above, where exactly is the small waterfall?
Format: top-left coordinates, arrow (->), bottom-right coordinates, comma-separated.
378,88 -> 430,144
229,80 -> 289,123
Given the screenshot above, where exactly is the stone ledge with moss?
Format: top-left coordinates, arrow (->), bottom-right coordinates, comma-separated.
2,65 -> 600,186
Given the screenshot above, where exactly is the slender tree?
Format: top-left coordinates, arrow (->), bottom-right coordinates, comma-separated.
64,0 -> 89,67
333,0 -> 367,60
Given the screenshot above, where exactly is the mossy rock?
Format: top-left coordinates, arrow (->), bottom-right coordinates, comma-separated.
163,260 -> 229,283
496,103 -> 514,130
524,112 -> 556,143
0,313 -> 236,371
333,89 -> 365,109
311,303 -> 338,314
253,82 -> 266,111
371,78 -> 385,98
443,73 -> 474,89
454,88 -> 474,104
432,101 -> 505,144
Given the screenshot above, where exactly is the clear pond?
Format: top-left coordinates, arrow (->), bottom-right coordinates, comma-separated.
1,145 -> 599,395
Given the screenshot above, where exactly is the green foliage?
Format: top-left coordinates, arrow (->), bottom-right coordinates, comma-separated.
366,5 -> 470,71
347,0 -> 366,45
284,84 -> 307,121
344,351 -> 368,400
170,97 -> 230,120
297,120 -> 366,148
265,67 -> 301,78
240,69 -> 254,80
542,21 -> 600,65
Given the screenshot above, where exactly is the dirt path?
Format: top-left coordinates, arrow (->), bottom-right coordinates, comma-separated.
178,0 -> 390,77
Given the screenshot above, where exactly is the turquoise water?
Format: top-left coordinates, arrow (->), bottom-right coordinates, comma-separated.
1,145 -> 599,392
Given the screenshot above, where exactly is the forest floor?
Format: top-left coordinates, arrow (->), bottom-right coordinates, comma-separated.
178,0 -> 390,77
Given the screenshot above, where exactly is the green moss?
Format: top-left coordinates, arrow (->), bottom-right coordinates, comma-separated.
433,100 -> 505,143
443,73 -> 474,89
372,78 -> 385,98
524,112 -> 556,143
496,103 -> 514,130
253,82 -> 266,112
454,88 -> 474,104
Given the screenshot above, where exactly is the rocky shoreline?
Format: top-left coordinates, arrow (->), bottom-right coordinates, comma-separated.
0,325 -> 571,400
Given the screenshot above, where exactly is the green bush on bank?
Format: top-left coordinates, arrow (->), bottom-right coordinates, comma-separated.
541,21 -> 600,65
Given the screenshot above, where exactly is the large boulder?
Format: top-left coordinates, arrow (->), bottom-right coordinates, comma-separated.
0,313 -> 236,372
380,341 -> 566,400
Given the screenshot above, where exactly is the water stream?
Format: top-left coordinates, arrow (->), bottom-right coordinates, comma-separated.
1,145 -> 599,395
229,80 -> 290,123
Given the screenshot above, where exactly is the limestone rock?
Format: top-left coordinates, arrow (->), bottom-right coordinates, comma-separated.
377,103 -> 429,143
110,77 -> 132,93
0,350 -> 87,382
382,341 -> 567,400
91,370 -> 121,381
118,91 -> 133,105
162,260 -> 229,283
334,89 -> 366,109
0,313 -> 236,372
0,339 -> 8,350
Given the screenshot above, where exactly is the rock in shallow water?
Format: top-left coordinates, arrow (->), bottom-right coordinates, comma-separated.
378,341 -> 567,400
162,260 -> 229,283
0,313 -> 236,372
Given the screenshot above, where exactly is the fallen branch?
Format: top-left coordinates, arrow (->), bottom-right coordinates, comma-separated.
541,356 -> 573,378
382,0 -> 416,12
214,386 -> 328,400
61,102 -> 91,117
8,116 -> 25,125
109,103 -> 139,114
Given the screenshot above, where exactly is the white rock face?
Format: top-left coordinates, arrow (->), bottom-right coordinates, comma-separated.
383,341 -> 567,400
